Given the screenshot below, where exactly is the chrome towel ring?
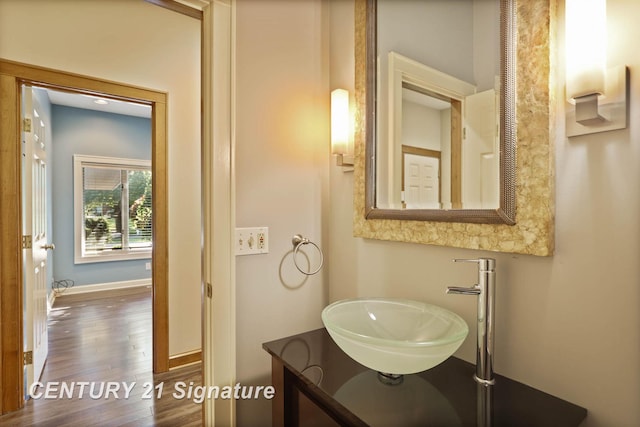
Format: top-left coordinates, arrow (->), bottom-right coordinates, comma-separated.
292,234 -> 324,275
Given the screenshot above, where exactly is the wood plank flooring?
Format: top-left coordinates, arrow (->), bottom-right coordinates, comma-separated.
0,286 -> 202,426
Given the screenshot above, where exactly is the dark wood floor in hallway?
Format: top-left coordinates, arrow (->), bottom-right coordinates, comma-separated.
0,286 -> 202,426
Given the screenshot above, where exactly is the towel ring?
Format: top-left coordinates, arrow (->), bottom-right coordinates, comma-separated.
292,234 -> 324,275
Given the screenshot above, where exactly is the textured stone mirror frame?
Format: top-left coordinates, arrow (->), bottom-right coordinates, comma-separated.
353,0 -> 556,256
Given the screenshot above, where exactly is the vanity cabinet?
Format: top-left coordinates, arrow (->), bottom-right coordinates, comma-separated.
263,328 -> 587,427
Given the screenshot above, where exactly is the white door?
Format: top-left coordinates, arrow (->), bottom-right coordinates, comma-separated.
22,84 -> 50,396
403,153 -> 440,209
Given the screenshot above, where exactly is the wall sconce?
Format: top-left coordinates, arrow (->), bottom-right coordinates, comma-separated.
331,88 -> 354,167
565,0 -> 628,137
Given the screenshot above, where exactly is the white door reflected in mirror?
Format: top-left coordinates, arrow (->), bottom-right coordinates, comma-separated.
403,151 -> 440,209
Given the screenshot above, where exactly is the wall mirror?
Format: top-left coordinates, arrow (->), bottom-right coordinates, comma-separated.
365,0 -> 516,224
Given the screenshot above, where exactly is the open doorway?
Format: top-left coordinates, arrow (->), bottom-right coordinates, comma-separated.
22,84 -> 155,395
0,59 -> 170,412
1,0 -> 230,423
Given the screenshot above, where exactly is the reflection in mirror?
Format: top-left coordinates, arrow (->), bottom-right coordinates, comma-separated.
399,86 -> 453,210
365,0 -> 516,224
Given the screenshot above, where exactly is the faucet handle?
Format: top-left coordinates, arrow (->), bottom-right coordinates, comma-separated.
446,285 -> 481,295
453,258 -> 496,271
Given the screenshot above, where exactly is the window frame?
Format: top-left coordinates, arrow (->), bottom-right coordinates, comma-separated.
73,154 -> 152,264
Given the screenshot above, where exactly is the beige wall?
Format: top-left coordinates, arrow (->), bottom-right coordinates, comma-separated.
234,0 -> 330,424
329,1 -> 639,427
0,0 -> 202,356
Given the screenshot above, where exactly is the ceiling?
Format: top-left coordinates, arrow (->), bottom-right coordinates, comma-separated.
402,87 -> 451,110
45,88 -> 152,119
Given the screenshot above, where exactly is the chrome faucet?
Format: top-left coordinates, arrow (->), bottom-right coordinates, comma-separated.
447,258 -> 496,386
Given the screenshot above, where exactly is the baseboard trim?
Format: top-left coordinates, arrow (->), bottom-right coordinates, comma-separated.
53,278 -> 152,296
169,350 -> 202,370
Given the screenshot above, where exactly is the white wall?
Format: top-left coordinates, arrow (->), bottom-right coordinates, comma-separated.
401,100 -> 442,151
329,1 -> 640,427
0,0 -> 202,356
234,0 -> 330,424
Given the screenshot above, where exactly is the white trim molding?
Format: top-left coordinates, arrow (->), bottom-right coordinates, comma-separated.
52,278 -> 151,296
73,154 -> 153,264
202,0 -> 235,425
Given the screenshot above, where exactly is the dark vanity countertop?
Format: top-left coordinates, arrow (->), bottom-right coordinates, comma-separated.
263,328 -> 587,427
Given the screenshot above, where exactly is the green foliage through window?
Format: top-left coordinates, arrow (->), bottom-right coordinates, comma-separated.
76,155 -> 152,260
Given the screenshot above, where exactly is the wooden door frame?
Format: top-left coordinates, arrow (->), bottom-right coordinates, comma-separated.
0,59 -> 170,413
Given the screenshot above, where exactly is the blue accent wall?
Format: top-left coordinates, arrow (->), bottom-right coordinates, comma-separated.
51,105 -> 152,287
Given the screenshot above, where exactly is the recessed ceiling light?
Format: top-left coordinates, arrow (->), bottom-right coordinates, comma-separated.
94,99 -> 109,105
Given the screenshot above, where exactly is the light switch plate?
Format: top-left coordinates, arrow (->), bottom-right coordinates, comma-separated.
235,227 -> 269,256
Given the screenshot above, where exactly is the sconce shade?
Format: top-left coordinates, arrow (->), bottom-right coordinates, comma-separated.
331,88 -> 350,155
565,0 -> 627,137
565,0 -> 606,100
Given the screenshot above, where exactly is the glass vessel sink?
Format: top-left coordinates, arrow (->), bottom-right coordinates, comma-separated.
321,298 -> 468,375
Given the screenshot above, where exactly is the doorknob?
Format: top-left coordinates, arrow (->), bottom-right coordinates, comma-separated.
41,243 -> 55,250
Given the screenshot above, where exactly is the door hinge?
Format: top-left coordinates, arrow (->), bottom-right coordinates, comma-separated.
23,118 -> 32,133
23,351 -> 33,366
22,235 -> 32,249
206,282 -> 213,299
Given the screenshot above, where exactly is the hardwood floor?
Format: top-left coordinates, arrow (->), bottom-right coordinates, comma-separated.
0,286 -> 202,426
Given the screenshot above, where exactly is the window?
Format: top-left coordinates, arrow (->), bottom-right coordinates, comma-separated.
74,155 -> 152,263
